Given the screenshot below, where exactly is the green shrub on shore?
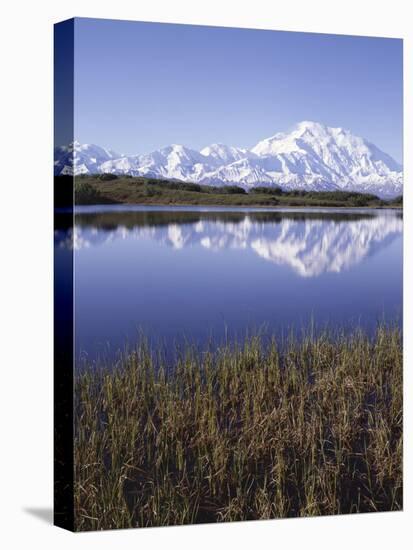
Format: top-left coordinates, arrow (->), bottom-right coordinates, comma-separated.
74,326 -> 402,530
74,181 -> 105,205
250,186 -> 283,195
98,173 -> 118,181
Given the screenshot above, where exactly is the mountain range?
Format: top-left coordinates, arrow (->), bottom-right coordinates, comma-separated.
54,121 -> 403,198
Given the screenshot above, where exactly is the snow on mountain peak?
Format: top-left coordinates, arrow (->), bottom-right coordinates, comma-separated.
54,123 -> 403,197
200,143 -> 249,164
54,142 -> 120,176
296,120 -> 327,132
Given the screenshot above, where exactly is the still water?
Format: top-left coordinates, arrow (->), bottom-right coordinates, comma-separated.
54,206 -> 403,360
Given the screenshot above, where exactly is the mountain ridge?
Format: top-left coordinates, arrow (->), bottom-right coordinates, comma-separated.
54,122 -> 403,198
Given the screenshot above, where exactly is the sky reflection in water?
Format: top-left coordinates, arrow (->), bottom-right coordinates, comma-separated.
54,207 -> 402,360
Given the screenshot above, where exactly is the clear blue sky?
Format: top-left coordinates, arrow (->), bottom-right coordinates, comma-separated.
73,18 -> 403,163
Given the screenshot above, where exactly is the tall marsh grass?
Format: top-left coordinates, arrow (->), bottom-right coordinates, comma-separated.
74,326 -> 402,530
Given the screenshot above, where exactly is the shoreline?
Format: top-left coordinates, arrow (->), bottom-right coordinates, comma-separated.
75,201 -> 403,210
62,175 -> 403,210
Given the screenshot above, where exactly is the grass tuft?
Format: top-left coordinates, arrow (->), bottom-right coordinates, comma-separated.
74,326 -> 402,530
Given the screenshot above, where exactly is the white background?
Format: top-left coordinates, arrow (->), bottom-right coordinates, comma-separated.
0,0 -> 411,548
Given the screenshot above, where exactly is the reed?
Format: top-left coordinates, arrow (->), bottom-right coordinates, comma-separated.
74,326 -> 402,530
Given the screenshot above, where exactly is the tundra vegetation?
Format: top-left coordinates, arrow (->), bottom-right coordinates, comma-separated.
66,175 -> 403,208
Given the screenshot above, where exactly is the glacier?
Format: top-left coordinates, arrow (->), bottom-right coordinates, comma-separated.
54,121 -> 403,198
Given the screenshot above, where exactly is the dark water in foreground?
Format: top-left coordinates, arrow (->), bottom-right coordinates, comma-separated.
54,206 -> 403,361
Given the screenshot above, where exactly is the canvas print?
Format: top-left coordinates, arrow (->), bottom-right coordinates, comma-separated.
54,18 -> 403,531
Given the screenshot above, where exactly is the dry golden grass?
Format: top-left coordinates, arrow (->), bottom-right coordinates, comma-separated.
74,326 -> 402,530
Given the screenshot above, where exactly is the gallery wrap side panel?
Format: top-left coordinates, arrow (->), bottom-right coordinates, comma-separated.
54,18 -> 75,532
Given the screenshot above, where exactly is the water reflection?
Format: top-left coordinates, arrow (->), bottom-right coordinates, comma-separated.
53,208 -> 403,358
55,209 -> 403,278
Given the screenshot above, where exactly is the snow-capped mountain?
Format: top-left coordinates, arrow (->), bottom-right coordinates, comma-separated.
199,143 -> 251,164
54,122 -> 403,197
250,121 -> 402,196
54,141 -> 119,175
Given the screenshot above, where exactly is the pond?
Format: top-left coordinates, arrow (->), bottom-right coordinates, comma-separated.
54,206 -> 403,361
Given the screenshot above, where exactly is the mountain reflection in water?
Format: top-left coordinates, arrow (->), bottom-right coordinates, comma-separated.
54,207 -> 402,359
55,209 -> 403,278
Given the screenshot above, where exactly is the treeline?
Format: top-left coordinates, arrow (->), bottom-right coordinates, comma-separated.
251,186 -> 382,205
77,173 -> 379,198
97,174 -> 250,195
